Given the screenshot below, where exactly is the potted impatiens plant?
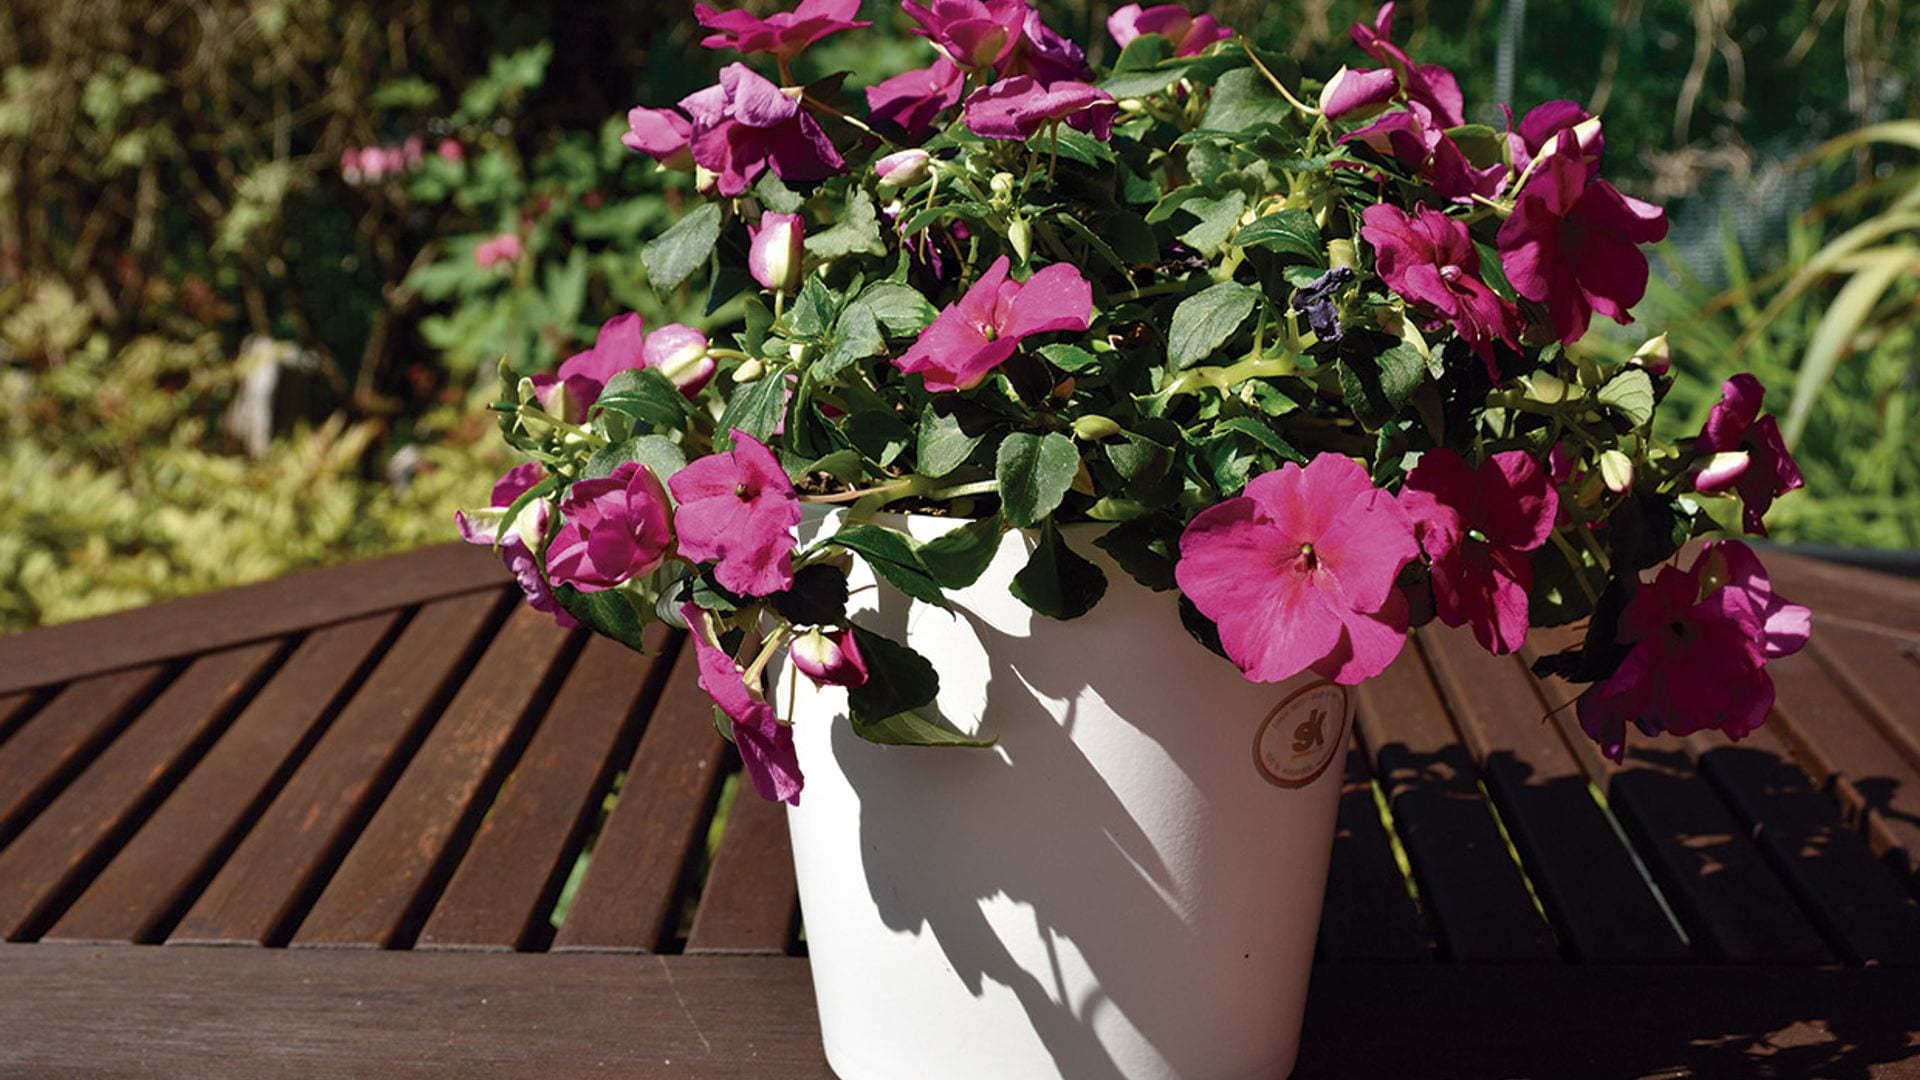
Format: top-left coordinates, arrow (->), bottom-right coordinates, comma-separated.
459,2 -> 1811,1077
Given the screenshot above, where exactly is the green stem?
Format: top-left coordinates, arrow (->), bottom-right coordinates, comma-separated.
1160,354 -> 1296,398
1548,529 -> 1601,605
1239,39 -> 1321,116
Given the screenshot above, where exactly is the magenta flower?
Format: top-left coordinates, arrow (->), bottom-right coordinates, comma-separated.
902,0 -> 1027,70
1497,130 -> 1669,343
436,138 -> 464,163
694,0 -> 870,62
1000,9 -> 1093,82
1345,103 -> 1504,203
790,627 -> 869,688
546,462 -> 675,593
473,232 -> 524,270
1347,2 -> 1465,127
1359,203 -> 1520,377
669,430 -> 802,596
894,255 -> 1092,392
684,604 -> 804,805
679,63 -> 845,197
1506,100 -> 1604,180
865,57 -> 968,138
641,324 -> 717,396
1691,374 -> 1805,536
963,77 -> 1116,141
623,106 -> 695,171
1176,453 -> 1420,685
456,464 -> 578,628
529,312 -> 647,421
1108,3 -> 1234,57
1397,450 -> 1558,655
1577,541 -> 1809,761
748,211 -> 805,293
1320,65 -> 1400,121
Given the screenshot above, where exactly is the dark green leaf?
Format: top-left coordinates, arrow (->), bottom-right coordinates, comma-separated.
816,300 -> 884,380
996,432 -> 1080,528
1597,369 -> 1655,428
1215,416 -> 1306,463
753,170 -> 804,213
918,410 -> 983,478
1168,282 -> 1259,368
790,278 -> 838,338
1093,516 -> 1181,591
642,202 -> 723,292
858,281 -> 939,336
1201,66 -> 1288,132
918,517 -> 1004,589
1336,342 -> 1426,430
771,564 -> 849,625
584,433 -> 687,482
805,189 -> 887,259
1177,191 -> 1246,255
717,371 -> 789,446
829,524 -> 949,607
595,367 -> 696,430
1042,127 -> 1116,166
846,625 -> 937,715
1235,209 -> 1322,261
554,585 -> 650,653
1010,521 -> 1109,620
1038,343 -> 1100,372
843,408 -> 914,466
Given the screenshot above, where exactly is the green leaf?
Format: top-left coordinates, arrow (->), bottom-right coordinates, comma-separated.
995,432 -> 1080,528
1784,246 -> 1912,445
918,410 -> 983,478
1201,66 -> 1288,132
585,433 -> 687,482
858,282 -> 939,336
595,367 -> 695,430
829,525 -> 949,607
1595,368 -> 1655,429
1235,209 -> 1322,261
805,189 -> 887,259
717,371 -> 790,446
1111,32 -> 1173,72
1093,516 -> 1181,591
846,628 -> 993,747
770,564 -> 848,625
753,170 -> 804,213
1044,127 -> 1116,166
642,203 -> 723,292
918,517 -> 1003,589
1216,416 -> 1306,463
816,300 -> 884,380
1010,521 -> 1109,620
790,278 -> 838,338
1038,343 -> 1100,372
1102,64 -> 1193,100
554,585 -> 649,653
1336,342 -> 1426,430
1177,190 -> 1246,255
852,705 -> 997,747
544,247 -> 589,327
843,408 -> 914,466
1168,282 -> 1259,368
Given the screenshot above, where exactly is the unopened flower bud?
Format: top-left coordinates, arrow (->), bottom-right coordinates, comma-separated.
1009,217 -> 1033,263
990,171 -> 1016,201
1629,333 -> 1671,376
734,358 -> 767,383
1072,415 -> 1123,441
642,324 -> 716,396
748,212 -> 805,293
790,627 -> 868,689
1327,238 -> 1358,270
874,148 -> 932,189
1598,449 -> 1634,494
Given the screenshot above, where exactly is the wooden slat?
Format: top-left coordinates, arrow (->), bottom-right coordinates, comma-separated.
1811,621 -> 1920,779
1690,728 -> 1920,965
418,629 -> 678,951
553,647 -> 730,953
1765,549 -> 1920,636
168,592 -> 507,946
1315,742 -> 1432,962
686,776 -> 799,956
1769,648 -> 1920,881
292,605 -> 579,948
0,642 -> 281,941
0,690 -> 41,747
1419,627 -> 1689,962
0,666 -> 171,852
46,613 -> 401,944
0,542 -> 505,696
1355,647 -> 1560,962
0,946 -> 831,1079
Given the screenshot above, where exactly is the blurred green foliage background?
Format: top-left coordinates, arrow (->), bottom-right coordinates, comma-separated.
1,0 -> 1915,631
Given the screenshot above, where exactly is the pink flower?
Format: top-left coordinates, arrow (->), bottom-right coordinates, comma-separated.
642,324 -> 717,396
455,464 -> 578,628
865,57 -> 968,138
546,462 -> 675,593
1397,450 -> 1558,655
1347,2 -> 1465,127
436,138 -> 465,163
748,211 -> 805,293
999,9 -> 1093,83
684,604 -> 804,805
1497,129 -> 1669,343
1344,103 -> 1504,203
1176,454 -> 1420,685
790,627 -> 869,688
473,232 -> 524,270
1359,203 -> 1519,377
894,255 -> 1091,392
340,148 -> 364,184
694,0 -> 870,62
530,312 -> 648,421
1691,374 -> 1805,536
623,106 -> 695,171
963,76 -> 1116,141
679,63 -> 845,197
1506,100 -> 1604,180
668,430 -> 802,596
1108,3 -> 1234,57
1577,541 -> 1809,761
902,0 -> 1028,70
1320,65 -> 1400,121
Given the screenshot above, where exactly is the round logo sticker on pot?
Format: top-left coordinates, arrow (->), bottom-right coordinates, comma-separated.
1253,681 -> 1351,789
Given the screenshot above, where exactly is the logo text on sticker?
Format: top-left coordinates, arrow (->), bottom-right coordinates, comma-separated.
1254,681 -> 1350,789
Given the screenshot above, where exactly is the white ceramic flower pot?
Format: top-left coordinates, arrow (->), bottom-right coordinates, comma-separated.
775,510 -> 1353,1080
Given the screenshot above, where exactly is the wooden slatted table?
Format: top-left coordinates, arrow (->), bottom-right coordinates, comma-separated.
3,543 -> 1920,1078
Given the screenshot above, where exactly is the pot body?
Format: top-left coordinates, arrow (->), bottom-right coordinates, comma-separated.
778,512 -> 1351,1080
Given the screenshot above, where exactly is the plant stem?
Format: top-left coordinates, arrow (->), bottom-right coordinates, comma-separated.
1239,39 -> 1322,116
1549,529 -> 1601,605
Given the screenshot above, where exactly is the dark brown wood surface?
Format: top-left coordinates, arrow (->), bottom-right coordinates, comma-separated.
2,542 -> 1919,1078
